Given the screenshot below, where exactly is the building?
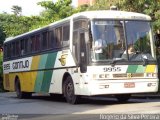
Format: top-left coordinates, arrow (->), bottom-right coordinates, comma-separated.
78,0 -> 95,6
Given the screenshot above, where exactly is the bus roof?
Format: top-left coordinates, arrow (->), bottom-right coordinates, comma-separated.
72,10 -> 151,20
4,10 -> 151,43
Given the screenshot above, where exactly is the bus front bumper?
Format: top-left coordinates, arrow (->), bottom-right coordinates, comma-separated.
76,79 -> 159,96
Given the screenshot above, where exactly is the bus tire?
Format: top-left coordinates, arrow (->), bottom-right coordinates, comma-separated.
115,94 -> 131,102
63,76 -> 80,104
15,79 -> 31,99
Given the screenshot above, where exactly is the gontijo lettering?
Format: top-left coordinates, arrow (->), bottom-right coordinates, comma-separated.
12,60 -> 29,69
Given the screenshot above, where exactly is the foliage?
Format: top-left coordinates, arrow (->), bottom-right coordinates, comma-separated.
0,26 -> 6,45
0,13 -> 43,38
118,0 -> 160,32
88,0 -> 118,10
38,0 -> 74,23
11,5 -> 22,16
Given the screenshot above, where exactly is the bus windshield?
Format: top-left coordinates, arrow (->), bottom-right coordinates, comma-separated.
91,20 -> 155,62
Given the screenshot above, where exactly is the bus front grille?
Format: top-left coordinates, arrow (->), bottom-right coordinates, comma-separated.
113,73 -> 144,78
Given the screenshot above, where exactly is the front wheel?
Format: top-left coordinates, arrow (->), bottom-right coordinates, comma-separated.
63,76 -> 80,104
115,94 -> 131,102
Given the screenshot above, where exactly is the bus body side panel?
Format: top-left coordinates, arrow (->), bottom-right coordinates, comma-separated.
3,71 -> 36,92
3,57 -> 33,92
3,49 -> 78,94
49,68 -> 81,94
3,73 -> 14,91
49,50 -> 78,93
3,74 -> 9,91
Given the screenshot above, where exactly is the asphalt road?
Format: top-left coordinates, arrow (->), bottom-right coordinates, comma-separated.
0,92 -> 160,120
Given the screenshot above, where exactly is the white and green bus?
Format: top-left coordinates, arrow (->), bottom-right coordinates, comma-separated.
3,10 -> 159,104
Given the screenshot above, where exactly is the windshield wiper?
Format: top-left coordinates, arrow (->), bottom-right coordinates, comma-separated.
110,58 -> 124,66
142,54 -> 148,66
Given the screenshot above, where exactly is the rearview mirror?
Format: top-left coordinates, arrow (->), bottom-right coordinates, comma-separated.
154,33 -> 160,47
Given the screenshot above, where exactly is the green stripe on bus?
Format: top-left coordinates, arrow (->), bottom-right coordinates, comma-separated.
136,65 -> 145,73
45,52 -> 58,69
34,71 -> 44,92
127,65 -> 138,73
41,52 -> 58,92
41,70 -> 53,92
38,54 -> 48,69
34,54 -> 48,92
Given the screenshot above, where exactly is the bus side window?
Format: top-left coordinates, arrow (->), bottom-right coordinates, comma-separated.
24,38 -> 29,54
35,34 -> 41,51
11,42 -> 13,57
42,31 -> 48,50
25,38 -> 30,54
73,19 -> 88,64
12,42 -> 16,57
20,39 -> 25,56
73,31 -> 79,63
28,38 -> 32,54
48,30 -> 54,49
55,27 -> 62,48
4,44 -> 7,59
15,41 -> 20,57
31,36 -> 36,52
8,44 -> 11,58
62,24 -> 70,47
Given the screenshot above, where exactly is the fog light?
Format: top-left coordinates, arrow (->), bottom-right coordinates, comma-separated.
99,85 -> 109,89
152,73 -> 157,77
147,83 -> 152,87
146,73 -> 152,77
93,74 -> 109,79
147,83 -> 156,87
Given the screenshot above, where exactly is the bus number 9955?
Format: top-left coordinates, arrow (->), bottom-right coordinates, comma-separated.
103,67 -> 121,72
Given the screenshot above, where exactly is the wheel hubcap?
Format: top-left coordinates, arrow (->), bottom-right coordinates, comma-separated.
66,82 -> 73,97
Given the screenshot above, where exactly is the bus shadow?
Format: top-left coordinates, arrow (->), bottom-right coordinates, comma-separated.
10,93 -> 160,105
24,94 -> 150,105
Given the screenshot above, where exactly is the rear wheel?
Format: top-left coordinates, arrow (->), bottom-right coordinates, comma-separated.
15,79 -> 32,99
63,76 -> 80,104
115,94 -> 131,102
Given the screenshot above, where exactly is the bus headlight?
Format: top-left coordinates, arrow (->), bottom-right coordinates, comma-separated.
146,73 -> 152,77
146,73 -> 157,77
147,83 -> 157,87
152,73 -> 157,77
93,74 -> 109,79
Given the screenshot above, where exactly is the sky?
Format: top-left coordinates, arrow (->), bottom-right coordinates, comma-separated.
0,0 -> 77,16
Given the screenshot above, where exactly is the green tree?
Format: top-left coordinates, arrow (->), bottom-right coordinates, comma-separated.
0,14 -> 28,36
38,0 -> 74,23
87,0 -> 118,10
11,5 -> 22,16
0,26 -> 6,45
0,13 -> 43,37
119,0 -> 160,32
72,4 -> 89,13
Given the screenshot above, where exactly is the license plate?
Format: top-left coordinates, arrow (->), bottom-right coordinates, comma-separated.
124,82 -> 135,88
